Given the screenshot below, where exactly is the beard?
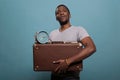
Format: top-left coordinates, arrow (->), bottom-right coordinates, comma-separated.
59,19 -> 69,25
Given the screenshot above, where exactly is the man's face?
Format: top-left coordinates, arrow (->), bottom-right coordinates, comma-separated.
55,6 -> 70,24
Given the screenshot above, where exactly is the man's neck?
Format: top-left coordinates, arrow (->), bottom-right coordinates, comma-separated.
59,22 -> 71,32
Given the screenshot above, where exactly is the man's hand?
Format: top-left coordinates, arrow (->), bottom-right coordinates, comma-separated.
53,59 -> 69,74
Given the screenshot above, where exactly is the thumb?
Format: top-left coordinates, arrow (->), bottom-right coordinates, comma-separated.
53,60 -> 61,64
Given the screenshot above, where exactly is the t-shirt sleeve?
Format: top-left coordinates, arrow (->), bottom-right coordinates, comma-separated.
49,31 -> 53,42
78,27 -> 89,41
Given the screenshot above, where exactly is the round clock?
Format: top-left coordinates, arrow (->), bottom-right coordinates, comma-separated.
35,31 -> 49,44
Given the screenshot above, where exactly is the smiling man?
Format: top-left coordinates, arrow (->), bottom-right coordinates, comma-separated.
49,4 -> 96,80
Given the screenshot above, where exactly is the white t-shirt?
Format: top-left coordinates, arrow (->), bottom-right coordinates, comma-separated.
49,26 -> 89,42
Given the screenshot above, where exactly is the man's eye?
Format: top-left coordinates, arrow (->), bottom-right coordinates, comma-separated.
56,12 -> 59,15
63,10 -> 67,12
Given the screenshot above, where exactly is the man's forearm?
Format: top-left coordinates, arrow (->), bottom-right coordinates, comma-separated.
67,44 -> 96,65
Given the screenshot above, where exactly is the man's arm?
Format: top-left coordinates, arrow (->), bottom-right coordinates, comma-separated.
67,37 -> 96,65
53,37 -> 96,73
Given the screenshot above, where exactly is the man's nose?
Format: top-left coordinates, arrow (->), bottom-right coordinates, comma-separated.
60,11 -> 64,15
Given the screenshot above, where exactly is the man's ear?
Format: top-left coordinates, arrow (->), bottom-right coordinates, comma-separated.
69,14 -> 71,18
56,17 -> 58,21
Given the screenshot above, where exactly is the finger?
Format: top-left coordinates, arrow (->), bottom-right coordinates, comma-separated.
56,65 -> 64,74
55,66 -> 60,73
58,67 -> 62,74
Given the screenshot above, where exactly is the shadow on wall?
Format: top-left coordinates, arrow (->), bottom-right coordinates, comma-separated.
33,72 -> 51,80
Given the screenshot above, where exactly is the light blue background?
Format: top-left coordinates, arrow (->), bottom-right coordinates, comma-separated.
0,0 -> 120,80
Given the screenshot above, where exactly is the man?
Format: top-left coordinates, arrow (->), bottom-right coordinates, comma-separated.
49,4 -> 96,80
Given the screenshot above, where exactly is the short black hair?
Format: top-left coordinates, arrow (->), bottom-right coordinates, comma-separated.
55,4 -> 70,14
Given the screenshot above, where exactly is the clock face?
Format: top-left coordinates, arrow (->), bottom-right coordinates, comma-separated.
36,31 -> 49,44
